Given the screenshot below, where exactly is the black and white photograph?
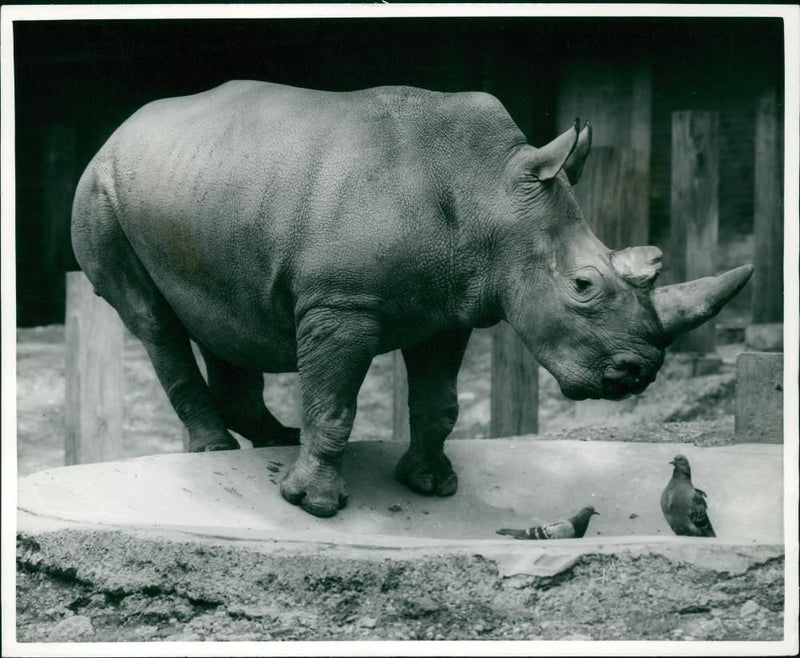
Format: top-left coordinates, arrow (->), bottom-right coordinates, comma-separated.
2,3 -> 798,655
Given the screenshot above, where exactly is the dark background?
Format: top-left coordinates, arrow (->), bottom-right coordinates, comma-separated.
13,17 -> 784,326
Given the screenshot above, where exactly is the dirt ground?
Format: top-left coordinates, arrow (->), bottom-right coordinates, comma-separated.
16,530 -> 784,643
14,316 -> 787,644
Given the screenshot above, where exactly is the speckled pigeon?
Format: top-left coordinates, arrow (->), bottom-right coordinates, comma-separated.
660,454 -> 716,537
496,506 -> 599,540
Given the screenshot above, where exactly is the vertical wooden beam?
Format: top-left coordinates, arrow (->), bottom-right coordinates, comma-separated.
490,322 -> 539,438
576,147 -> 621,246
752,88 -> 784,324
557,59 -> 652,155
65,272 -> 124,465
480,49 -> 540,438
575,146 -> 648,249
575,146 -> 649,250
557,59 -> 652,247
392,351 -> 410,442
669,111 -> 720,353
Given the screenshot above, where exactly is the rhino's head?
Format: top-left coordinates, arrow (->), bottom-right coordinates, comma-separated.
500,120 -> 753,401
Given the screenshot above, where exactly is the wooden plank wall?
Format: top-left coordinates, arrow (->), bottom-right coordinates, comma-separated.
751,88 -> 784,325
669,111 -> 720,353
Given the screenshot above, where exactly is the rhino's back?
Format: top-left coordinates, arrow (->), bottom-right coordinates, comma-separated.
77,81 -> 521,368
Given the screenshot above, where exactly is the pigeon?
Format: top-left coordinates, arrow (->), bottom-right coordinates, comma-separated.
496,506 -> 599,540
660,454 -> 716,537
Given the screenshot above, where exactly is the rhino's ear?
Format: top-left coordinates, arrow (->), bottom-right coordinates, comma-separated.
610,246 -> 663,289
527,119 -> 580,181
564,121 -> 592,185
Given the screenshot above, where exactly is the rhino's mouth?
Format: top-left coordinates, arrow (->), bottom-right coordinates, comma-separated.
600,362 -> 655,399
557,364 -> 656,401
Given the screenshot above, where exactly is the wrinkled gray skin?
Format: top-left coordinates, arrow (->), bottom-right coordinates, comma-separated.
72,81 -> 752,517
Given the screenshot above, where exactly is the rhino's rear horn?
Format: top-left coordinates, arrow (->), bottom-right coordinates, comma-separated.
652,264 -> 754,344
611,246 -> 662,288
528,120 -> 580,181
564,121 -> 592,185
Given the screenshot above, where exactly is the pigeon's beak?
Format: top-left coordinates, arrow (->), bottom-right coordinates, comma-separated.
669,460 -> 675,465
592,511 -> 600,516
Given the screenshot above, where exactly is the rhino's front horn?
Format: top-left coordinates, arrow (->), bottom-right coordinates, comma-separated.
652,264 -> 754,344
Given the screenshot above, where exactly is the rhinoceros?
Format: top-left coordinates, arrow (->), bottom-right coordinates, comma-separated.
72,80 -> 752,517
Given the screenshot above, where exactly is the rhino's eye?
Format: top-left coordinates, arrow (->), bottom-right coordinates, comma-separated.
566,268 -> 603,303
574,277 -> 593,294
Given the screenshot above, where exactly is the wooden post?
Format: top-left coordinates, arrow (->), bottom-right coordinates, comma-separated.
557,59 -> 652,238
480,50 -> 540,438
557,60 -> 652,157
65,271 -> 124,465
752,88 -> 784,324
392,351 -> 410,442
575,146 -> 649,249
490,321 -> 539,437
669,111 -> 720,353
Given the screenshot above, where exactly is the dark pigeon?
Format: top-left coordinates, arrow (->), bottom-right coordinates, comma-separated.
496,506 -> 599,540
660,454 -> 716,537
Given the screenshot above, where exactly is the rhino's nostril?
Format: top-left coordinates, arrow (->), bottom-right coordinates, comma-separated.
621,360 -> 642,377
603,360 -> 651,391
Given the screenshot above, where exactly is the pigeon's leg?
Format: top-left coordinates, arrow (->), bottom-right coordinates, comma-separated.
280,309 -> 379,517
395,328 -> 472,496
199,346 -> 300,447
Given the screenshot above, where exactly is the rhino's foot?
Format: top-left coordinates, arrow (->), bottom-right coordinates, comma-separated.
188,431 -> 240,453
280,451 -> 348,517
395,449 -> 458,497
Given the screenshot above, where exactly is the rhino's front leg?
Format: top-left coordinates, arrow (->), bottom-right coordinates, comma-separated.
280,309 -> 379,517
395,328 -> 472,496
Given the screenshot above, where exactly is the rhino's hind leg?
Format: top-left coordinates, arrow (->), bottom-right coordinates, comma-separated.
71,179 -> 238,453
280,310 -> 378,517
199,347 -> 300,447
395,328 -> 472,497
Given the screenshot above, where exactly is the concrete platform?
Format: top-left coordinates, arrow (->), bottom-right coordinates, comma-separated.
18,438 -> 783,569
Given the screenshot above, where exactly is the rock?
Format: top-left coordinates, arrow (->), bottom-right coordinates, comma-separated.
164,631 -> 202,641
229,604 -> 274,619
129,624 -> 159,640
49,615 -> 94,640
221,632 -> 265,641
405,594 -> 443,617
359,616 -> 377,629
740,600 -> 761,616
563,633 -> 593,640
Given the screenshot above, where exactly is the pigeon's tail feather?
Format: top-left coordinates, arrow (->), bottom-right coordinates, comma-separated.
496,528 -> 529,539
690,489 -> 716,537
529,525 -> 551,540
